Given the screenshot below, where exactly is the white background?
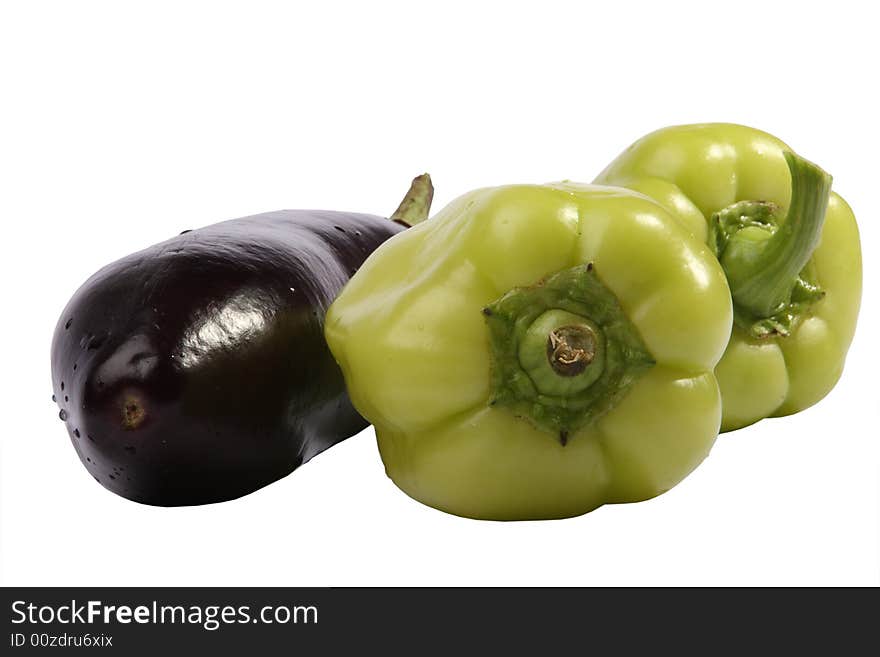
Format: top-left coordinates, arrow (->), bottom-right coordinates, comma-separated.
1,1 -> 877,586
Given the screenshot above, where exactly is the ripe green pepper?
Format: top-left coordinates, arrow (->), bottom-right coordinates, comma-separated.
325,183 -> 732,520
595,124 -> 861,431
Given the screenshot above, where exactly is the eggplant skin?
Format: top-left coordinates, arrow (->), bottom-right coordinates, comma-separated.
51,210 -> 403,506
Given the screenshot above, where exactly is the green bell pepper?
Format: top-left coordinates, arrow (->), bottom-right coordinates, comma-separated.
595,124 -> 861,431
325,183 -> 732,520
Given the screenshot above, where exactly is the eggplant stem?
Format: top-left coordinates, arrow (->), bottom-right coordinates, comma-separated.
391,173 -> 434,227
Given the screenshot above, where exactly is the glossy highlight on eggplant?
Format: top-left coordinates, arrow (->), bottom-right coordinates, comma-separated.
50,176 -> 433,506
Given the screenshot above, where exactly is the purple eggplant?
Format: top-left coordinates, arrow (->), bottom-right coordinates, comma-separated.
50,175 -> 432,506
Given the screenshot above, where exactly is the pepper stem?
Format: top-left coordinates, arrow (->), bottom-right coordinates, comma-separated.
548,325 -> 597,377
390,173 -> 434,227
517,309 -> 606,396
721,152 -> 831,319
483,265 -> 654,438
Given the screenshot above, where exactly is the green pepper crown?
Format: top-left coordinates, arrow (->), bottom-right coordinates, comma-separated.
483,264 -> 654,444
709,152 -> 831,338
